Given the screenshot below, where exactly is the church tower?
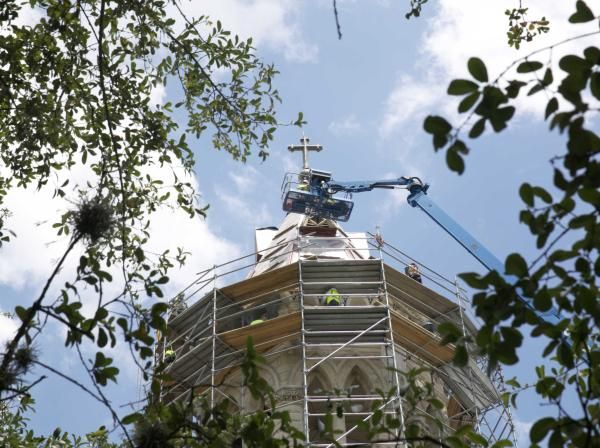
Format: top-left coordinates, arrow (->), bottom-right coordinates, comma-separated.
157,139 -> 517,446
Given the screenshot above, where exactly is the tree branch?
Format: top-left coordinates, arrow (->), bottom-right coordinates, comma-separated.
1,236 -> 81,376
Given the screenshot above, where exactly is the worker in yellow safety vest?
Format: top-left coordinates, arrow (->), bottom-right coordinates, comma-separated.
325,287 -> 341,306
250,312 -> 267,326
164,346 -> 176,363
297,182 -> 309,191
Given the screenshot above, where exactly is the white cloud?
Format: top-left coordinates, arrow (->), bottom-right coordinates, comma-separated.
0,162 -> 239,296
216,189 -> 272,226
174,0 -> 318,63
215,166 -> 273,230
0,312 -> 18,345
4,5 -> 43,29
380,1 -> 599,138
371,168 -> 425,223
0,162 -> 240,387
0,184 -> 77,289
379,75 -> 441,138
149,83 -> 167,107
274,150 -> 299,175
329,114 -> 362,136
514,417 -> 533,446
229,166 -> 260,191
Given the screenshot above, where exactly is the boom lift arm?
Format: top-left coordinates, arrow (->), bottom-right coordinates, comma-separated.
326,176 -> 513,278
282,171 -> 562,324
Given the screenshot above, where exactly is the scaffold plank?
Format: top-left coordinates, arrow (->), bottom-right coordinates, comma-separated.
220,263 -> 299,302
218,311 -> 302,349
384,263 -> 458,316
389,309 -> 455,365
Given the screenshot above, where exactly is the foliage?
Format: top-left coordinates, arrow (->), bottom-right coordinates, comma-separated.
505,8 -> 550,50
424,1 -> 600,446
405,0 -> 429,20
405,0 -> 552,49
1,0 -> 598,446
0,0 -> 300,441
1,396 -> 118,447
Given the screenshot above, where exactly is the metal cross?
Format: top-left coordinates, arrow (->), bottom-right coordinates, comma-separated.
288,136 -> 322,170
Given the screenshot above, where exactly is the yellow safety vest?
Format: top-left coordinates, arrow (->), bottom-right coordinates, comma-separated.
250,319 -> 264,326
325,288 -> 341,305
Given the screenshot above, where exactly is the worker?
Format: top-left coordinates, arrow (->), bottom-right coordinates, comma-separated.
169,293 -> 187,319
250,312 -> 267,326
405,263 -> 422,283
164,346 -> 176,364
297,181 -> 310,191
324,287 -> 341,306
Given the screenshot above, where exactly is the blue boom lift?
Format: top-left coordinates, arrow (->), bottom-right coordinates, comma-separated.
281,137 -> 562,325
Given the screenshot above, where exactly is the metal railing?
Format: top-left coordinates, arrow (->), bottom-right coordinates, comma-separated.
153,227 -> 516,446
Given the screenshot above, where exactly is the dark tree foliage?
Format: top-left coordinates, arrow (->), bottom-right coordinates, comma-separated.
423,1 -> 600,446
1,1 -> 598,447
0,0 -> 302,443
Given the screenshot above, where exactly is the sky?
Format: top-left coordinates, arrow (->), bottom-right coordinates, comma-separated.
1,0 -> 597,445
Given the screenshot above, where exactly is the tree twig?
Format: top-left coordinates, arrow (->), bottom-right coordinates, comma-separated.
332,0 -> 342,40
1,236 -> 81,375
75,345 -> 134,447
33,359 -> 103,403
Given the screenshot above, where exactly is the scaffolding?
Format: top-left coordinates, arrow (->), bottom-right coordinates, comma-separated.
156,220 -> 517,446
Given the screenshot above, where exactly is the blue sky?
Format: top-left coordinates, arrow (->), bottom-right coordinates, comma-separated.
1,0 -> 596,444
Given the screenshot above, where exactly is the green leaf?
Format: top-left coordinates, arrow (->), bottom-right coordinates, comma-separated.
446,147 -> 465,174
528,83 -> 545,96
542,68 -> 553,86
15,306 -> 29,322
545,97 -> 558,119
519,183 -> 534,206
530,417 -> 555,442
505,253 -> 528,277
453,344 -> 468,367
437,322 -> 462,344
559,55 -> 590,73
122,412 -> 142,425
491,440 -> 514,448
458,91 -> 480,113
423,115 -> 452,135
429,397 -> 444,410
569,1 -> 594,23
590,72 -> 600,101
533,186 -> 552,204
500,326 -> 523,348
469,118 -> 486,138
447,79 -> 479,95
467,57 -> 488,82
433,133 -> 449,150
584,46 -> 600,63
466,430 -> 488,445
494,106 -> 515,126
557,342 -> 574,368
506,80 -> 526,98
516,61 -> 544,73
458,272 -> 486,289
579,187 -> 600,204
97,328 -> 108,348
450,139 -> 469,154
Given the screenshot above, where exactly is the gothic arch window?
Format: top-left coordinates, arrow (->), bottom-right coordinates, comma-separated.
447,395 -> 475,431
343,366 -> 372,444
307,369 -> 334,443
